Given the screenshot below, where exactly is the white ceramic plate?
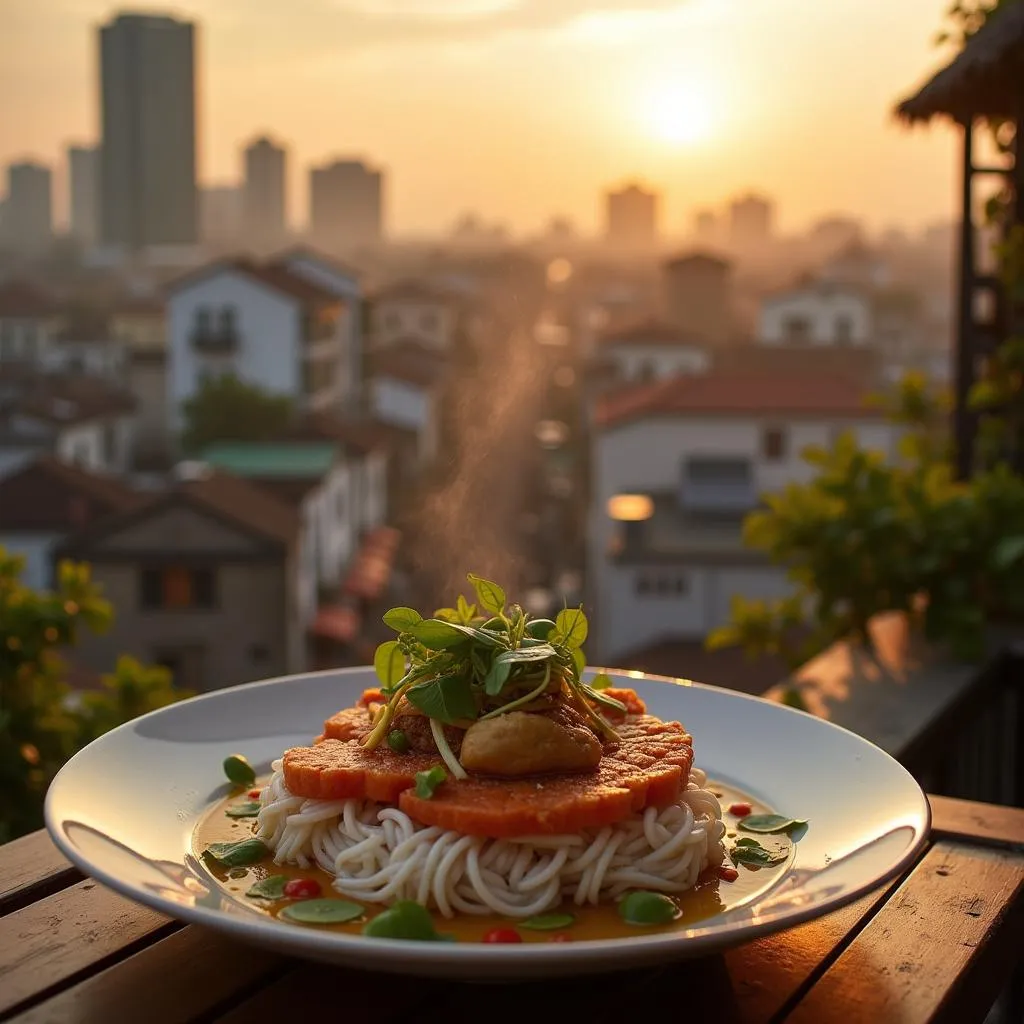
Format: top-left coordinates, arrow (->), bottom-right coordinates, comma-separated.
45,667 -> 930,979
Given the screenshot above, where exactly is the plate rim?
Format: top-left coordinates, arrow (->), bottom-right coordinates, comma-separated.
43,666 -> 932,971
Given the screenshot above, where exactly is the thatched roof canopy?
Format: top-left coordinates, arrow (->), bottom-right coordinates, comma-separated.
896,3 -> 1024,124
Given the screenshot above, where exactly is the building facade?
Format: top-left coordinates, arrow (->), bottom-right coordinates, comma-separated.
309,159 -> 383,251
3,162 -> 52,253
244,136 -> 287,248
68,145 -> 100,247
605,184 -> 658,247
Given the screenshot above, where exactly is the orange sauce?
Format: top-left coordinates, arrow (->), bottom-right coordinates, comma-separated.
192,779 -> 793,943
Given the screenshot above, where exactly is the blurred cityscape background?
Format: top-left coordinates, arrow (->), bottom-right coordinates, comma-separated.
0,1 -> 1007,699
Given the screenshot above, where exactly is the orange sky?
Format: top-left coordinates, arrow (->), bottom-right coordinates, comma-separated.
0,0 -> 968,236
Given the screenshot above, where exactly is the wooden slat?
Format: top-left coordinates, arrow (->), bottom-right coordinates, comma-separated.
0,879 -> 174,1017
0,833 -> 81,917
783,840 -> 1024,1023
929,794 -> 1024,848
11,927 -> 287,1024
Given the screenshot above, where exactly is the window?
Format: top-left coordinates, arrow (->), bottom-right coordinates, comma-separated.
762,426 -> 787,461
140,567 -> 217,610
635,573 -> 687,597
834,315 -> 854,343
194,307 -> 212,335
218,306 -> 237,336
782,315 -> 811,343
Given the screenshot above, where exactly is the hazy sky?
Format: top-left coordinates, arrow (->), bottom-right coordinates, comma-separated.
0,0 -> 968,236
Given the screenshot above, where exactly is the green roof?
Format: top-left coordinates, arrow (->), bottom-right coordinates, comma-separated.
200,442 -> 338,479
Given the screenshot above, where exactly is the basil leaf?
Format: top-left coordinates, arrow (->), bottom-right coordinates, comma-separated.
373,641 -> 405,688
494,643 -> 557,666
382,607 -> 423,632
363,900 -> 441,940
555,607 -> 588,650
484,658 -> 512,696
414,765 -> 447,799
467,573 -> 506,615
729,838 -> 788,867
246,874 -> 288,899
408,619 -> 501,650
204,838 -> 268,867
280,898 -> 364,924
521,912 -> 575,931
589,672 -> 612,691
223,754 -> 256,786
618,891 -> 677,926
738,814 -> 808,834
225,800 -> 261,818
406,675 -> 477,724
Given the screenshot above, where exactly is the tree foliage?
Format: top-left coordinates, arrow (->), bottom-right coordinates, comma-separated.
180,374 -> 294,455
0,549 -> 189,843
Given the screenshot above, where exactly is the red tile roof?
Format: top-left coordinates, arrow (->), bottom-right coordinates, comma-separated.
0,279 -> 58,317
167,258 -> 341,307
598,317 -> 706,348
595,370 -> 879,428
179,469 -> 300,546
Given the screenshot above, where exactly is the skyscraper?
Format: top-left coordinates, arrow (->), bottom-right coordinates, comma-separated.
99,13 -> 197,251
68,144 -> 100,246
243,136 -> 287,247
3,161 -> 52,253
309,159 -> 383,251
728,193 -> 774,249
605,184 -> 659,247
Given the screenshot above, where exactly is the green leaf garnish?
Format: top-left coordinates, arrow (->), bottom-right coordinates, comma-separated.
225,800 -> 261,818
738,814 -> 808,834
246,874 -> 288,899
483,658 -> 512,696
414,765 -> 447,799
280,898 -> 364,925
493,643 -> 558,666
521,912 -> 575,931
382,607 -> 423,631
729,838 -> 788,867
362,900 -> 443,940
554,607 -> 588,649
204,838 -> 268,867
223,754 -> 256,786
589,672 -> 613,691
373,640 -> 405,687
618,891 -> 678,926
405,674 -> 477,724
526,618 -> 556,640
455,594 -> 476,623
467,573 -> 506,615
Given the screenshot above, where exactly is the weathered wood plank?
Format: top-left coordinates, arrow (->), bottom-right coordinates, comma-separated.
0,878 -> 175,1017
0,832 -> 81,918
783,840 -> 1024,1024
929,794 -> 1024,849
10,926 -> 287,1024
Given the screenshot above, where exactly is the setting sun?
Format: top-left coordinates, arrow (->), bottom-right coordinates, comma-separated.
641,82 -> 715,146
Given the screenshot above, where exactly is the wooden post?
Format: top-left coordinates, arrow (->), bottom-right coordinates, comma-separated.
954,118 -> 976,480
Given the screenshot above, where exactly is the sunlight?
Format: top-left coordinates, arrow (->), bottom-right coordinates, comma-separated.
640,80 -> 715,146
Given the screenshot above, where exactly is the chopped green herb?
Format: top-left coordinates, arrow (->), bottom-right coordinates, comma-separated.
729,838 -> 788,867
738,814 -> 808,835
362,900 -> 443,940
204,838 -> 268,868
280,898 -> 364,925
414,765 -> 447,799
618,891 -> 678,926
225,801 -> 261,818
223,754 -> 256,787
521,912 -> 575,931
246,874 -> 288,899
387,729 -> 410,754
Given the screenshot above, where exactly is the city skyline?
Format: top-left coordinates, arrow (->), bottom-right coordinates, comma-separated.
0,0 -> 983,236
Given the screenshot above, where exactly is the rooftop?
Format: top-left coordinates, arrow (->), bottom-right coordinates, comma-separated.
167,258 -> 341,307
1,372 -> 136,427
595,369 -> 878,429
598,317 -> 708,348
199,442 -> 339,480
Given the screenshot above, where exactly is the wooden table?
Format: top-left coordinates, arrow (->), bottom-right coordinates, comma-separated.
1,795 -> 1022,1024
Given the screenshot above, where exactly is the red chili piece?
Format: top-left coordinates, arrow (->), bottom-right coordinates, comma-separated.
718,866 -> 740,882
482,928 -> 522,943
283,878 -> 321,900
728,802 -> 752,817
549,933 -> 572,942
248,789 -> 262,798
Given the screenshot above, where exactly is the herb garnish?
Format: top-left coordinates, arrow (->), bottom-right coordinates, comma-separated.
728,837 -> 788,867
363,574 -> 625,781
618,891 -> 678,926
203,838 -> 268,868
738,814 -> 808,835
281,899 -> 364,925
223,754 -> 256,787
362,900 -> 447,940
246,874 -> 288,899
225,800 -> 261,818
521,912 -> 575,931
414,765 -> 447,799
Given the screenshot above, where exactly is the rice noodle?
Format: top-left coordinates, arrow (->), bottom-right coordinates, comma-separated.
256,761 -> 726,918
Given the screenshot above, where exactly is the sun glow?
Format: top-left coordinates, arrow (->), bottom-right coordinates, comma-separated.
641,81 -> 715,146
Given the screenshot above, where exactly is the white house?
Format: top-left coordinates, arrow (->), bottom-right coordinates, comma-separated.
370,280 -> 461,353
594,318 -> 711,384
0,280 -> 62,366
586,369 -> 899,666
166,259 -> 349,434
758,281 -> 872,346
277,246 -> 364,412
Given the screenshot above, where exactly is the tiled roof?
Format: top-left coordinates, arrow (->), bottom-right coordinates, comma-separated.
179,469 -> 300,546
276,245 -> 362,283
6,373 -> 136,426
0,279 -> 58,317
595,369 -> 879,428
0,455 -> 143,531
167,259 -> 340,306
598,317 -> 707,348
